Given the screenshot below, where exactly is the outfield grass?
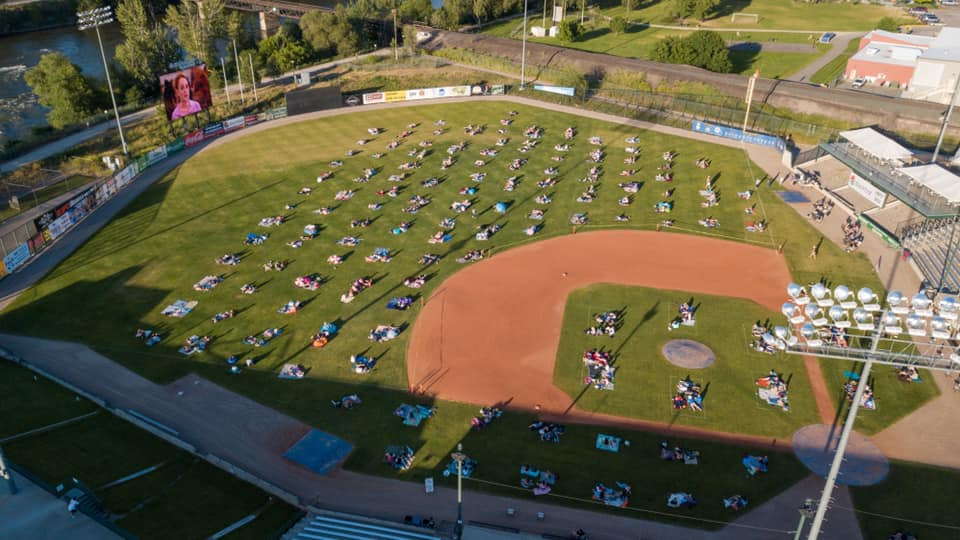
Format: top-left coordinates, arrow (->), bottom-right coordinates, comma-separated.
0,101 -> 933,528
554,285 -> 821,438
0,361 -> 98,439
850,461 -> 960,540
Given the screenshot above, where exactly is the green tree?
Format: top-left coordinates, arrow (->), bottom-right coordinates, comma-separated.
257,24 -> 314,75
164,0 -> 226,66
610,15 -> 627,34
227,11 -> 256,51
876,17 -> 899,32
686,30 -> 731,72
398,0 -> 433,23
301,6 -> 362,58
667,0 -> 693,21
24,53 -> 96,129
115,0 -> 180,98
651,30 -> 731,73
690,0 -> 718,21
472,0 -> 495,26
558,19 -> 581,42
431,0 -> 470,29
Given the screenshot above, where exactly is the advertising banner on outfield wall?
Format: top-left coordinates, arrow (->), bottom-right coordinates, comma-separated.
203,122 -> 224,138
244,114 -> 260,126
46,214 -> 71,240
166,138 -> 185,154
435,85 -> 471,98
185,130 -> 205,147
3,242 -> 30,273
114,164 -> 138,188
0,260 -> 6,279
534,84 -> 575,96
223,116 -> 245,133
363,92 -> 385,105
29,232 -> 45,254
145,145 -> 168,167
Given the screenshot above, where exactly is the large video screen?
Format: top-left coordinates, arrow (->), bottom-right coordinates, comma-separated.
159,65 -> 213,122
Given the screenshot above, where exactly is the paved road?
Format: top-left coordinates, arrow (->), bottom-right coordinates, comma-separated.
787,32 -> 863,83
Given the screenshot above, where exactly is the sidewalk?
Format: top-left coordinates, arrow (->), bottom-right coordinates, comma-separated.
0,470 -> 122,540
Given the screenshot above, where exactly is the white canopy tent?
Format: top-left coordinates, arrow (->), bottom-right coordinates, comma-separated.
895,164 -> 960,204
839,128 -> 914,164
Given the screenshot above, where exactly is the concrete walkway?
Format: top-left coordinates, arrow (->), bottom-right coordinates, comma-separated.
787,32 -> 862,83
0,470 -> 122,540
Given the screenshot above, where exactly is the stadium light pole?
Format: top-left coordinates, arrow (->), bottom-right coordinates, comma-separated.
520,0 -> 529,90
451,443 -> 466,539
220,57 -> 232,105
78,6 -> 128,156
248,53 -> 258,101
931,73 -> 960,164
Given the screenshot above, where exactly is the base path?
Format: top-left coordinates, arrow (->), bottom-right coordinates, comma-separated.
408,230 -> 821,430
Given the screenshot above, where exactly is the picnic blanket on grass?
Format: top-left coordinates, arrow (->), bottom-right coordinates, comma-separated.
395,404 -> 435,427
596,434 -> 621,452
161,300 -> 197,318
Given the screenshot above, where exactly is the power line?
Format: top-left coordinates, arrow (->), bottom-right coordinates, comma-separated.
832,504 -> 960,531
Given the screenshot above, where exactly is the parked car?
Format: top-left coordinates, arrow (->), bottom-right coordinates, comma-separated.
942,0 -> 957,6
852,78 -> 867,88
923,13 -> 943,24
908,6 -> 928,15
819,32 -> 837,44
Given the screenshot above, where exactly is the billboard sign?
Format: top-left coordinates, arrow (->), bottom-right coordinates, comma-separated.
2,242 -> 30,274
145,145 -> 168,167
363,92 -> 385,105
848,173 -> 887,207
185,130 -> 205,147
534,84 -> 575,96
690,120 -> 786,151
203,122 -> 224,138
159,65 -> 213,122
223,116 -> 245,133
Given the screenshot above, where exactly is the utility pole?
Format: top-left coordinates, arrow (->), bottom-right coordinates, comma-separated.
542,0 -> 547,28
220,57 -> 231,104
233,39 -> 245,104
392,7 -> 399,61
248,54 -> 258,101
793,499 -> 816,540
932,74 -> 960,164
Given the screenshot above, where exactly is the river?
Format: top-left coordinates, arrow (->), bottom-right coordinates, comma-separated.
0,24 -> 123,142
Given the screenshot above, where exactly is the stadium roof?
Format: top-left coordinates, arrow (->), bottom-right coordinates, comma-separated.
896,164 -> 960,204
839,128 -> 914,162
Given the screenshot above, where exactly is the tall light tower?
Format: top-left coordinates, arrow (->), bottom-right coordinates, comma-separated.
450,443 -> 467,539
78,6 -> 128,155
520,0 -> 529,90
778,282 -> 958,539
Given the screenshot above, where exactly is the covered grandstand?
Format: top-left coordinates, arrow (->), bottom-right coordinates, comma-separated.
818,128 -> 960,293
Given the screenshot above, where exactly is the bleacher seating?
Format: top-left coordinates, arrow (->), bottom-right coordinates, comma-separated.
900,216 -> 960,293
283,513 -> 440,540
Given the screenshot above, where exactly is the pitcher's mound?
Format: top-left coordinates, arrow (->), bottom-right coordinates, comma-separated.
792,424 -> 888,486
662,339 -> 715,369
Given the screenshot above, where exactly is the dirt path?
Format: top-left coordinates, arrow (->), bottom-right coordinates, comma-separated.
407,230 -> 835,440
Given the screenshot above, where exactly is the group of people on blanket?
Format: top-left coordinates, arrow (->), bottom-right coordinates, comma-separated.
673,378 -> 705,411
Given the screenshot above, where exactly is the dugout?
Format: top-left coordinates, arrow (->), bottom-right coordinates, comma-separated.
285,85 -> 343,116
